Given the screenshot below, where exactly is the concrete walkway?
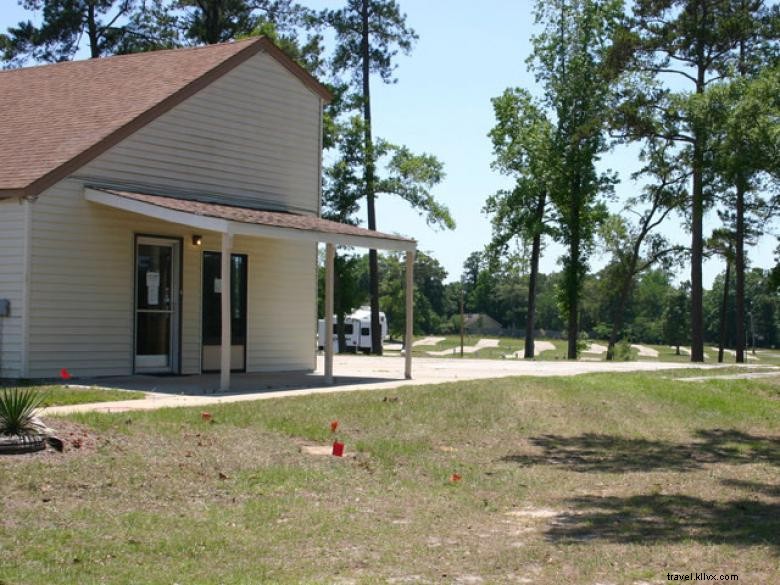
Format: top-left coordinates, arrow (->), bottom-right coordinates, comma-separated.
42,355 -> 740,417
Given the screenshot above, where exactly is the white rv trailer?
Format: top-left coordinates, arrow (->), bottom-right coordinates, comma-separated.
317,307 -> 388,353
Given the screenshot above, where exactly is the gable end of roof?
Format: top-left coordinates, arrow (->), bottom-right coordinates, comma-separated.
0,37 -> 331,201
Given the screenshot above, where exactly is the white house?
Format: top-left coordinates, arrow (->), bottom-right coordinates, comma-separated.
0,37 -> 415,389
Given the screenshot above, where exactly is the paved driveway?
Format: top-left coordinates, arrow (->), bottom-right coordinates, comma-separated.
42,355 -> 727,416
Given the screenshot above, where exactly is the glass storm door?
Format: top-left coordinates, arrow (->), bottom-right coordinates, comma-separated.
135,237 -> 180,373
201,252 -> 247,372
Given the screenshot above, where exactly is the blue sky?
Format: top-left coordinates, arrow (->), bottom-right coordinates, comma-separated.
2,0 -> 776,285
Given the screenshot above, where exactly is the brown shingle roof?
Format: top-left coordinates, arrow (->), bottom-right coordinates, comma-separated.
94,189 -> 415,247
0,37 -> 331,199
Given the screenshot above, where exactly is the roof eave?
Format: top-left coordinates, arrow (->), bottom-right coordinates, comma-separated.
0,188 -> 28,199
85,188 -> 417,252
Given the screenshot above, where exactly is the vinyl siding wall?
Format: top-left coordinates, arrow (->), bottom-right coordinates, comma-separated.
0,198 -> 26,378
24,50 -> 320,378
75,50 -> 322,214
27,179 -> 316,377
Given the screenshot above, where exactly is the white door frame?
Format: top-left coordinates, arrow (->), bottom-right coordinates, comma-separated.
133,235 -> 182,374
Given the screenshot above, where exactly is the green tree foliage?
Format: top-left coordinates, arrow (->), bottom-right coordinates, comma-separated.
529,0 -> 621,359
608,0 -> 778,362
707,227 -> 736,362
177,0 -> 310,45
704,63 -> 780,361
378,251 -> 448,336
0,0 -> 319,65
485,87 -> 557,357
598,140 -> 687,359
1,0 -> 143,64
318,250 -> 449,338
663,287 -> 691,355
704,267 -> 779,350
457,249 -> 566,336
321,114 -> 451,348
323,0 -> 420,355
581,267 -> 675,344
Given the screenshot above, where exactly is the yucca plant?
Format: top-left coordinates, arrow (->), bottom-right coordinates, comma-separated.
0,387 -> 44,436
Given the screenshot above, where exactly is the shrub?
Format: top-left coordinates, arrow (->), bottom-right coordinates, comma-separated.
613,339 -> 635,361
0,388 -> 44,436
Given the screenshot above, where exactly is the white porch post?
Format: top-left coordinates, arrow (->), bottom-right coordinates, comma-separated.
324,243 -> 335,384
220,233 -> 233,391
405,250 -> 415,380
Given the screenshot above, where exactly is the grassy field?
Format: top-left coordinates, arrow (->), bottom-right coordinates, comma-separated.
0,384 -> 145,407
1,369 -> 778,584
408,335 -> 780,365
408,335 -> 568,360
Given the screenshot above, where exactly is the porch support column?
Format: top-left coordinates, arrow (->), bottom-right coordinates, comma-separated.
220,233 -> 233,392
324,243 -> 336,385
404,249 -> 415,380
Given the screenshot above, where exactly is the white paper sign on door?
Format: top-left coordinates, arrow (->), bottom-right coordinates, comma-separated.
214,278 -> 222,294
146,271 -> 160,305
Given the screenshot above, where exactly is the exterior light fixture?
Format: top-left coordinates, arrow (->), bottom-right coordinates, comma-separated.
192,235 -> 203,247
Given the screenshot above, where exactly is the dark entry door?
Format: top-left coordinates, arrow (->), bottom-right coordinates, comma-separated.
202,252 -> 247,372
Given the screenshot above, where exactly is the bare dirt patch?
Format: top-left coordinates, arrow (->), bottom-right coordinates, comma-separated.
632,344 -> 659,358
584,343 -> 608,354
0,418 -> 103,463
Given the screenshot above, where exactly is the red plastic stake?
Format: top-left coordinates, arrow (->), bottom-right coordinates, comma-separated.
332,441 -> 345,457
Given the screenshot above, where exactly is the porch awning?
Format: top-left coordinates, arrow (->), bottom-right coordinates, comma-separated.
84,187 -> 416,252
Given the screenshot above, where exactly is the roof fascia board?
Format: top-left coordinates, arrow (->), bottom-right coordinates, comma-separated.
85,188 -> 416,252
21,38 -> 330,200
257,38 -> 333,102
0,189 -> 27,199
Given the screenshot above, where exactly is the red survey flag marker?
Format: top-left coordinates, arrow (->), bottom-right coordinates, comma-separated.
201,412 -> 213,422
60,368 -> 72,380
450,473 -> 462,483
330,420 -> 339,433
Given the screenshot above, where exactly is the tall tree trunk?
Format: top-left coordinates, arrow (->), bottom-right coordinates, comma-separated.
524,194 -> 546,359
735,182 -> 746,363
567,210 -> 580,360
606,273 -> 634,361
718,258 -> 732,363
690,34 -> 707,363
734,34 -> 748,364
360,0 -> 382,355
87,3 -> 100,58
208,1 -> 223,44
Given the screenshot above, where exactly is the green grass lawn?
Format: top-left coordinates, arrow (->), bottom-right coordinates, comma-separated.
1,370 -> 778,584
410,335 -> 780,366
410,334 -> 564,360
0,384 -> 145,407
